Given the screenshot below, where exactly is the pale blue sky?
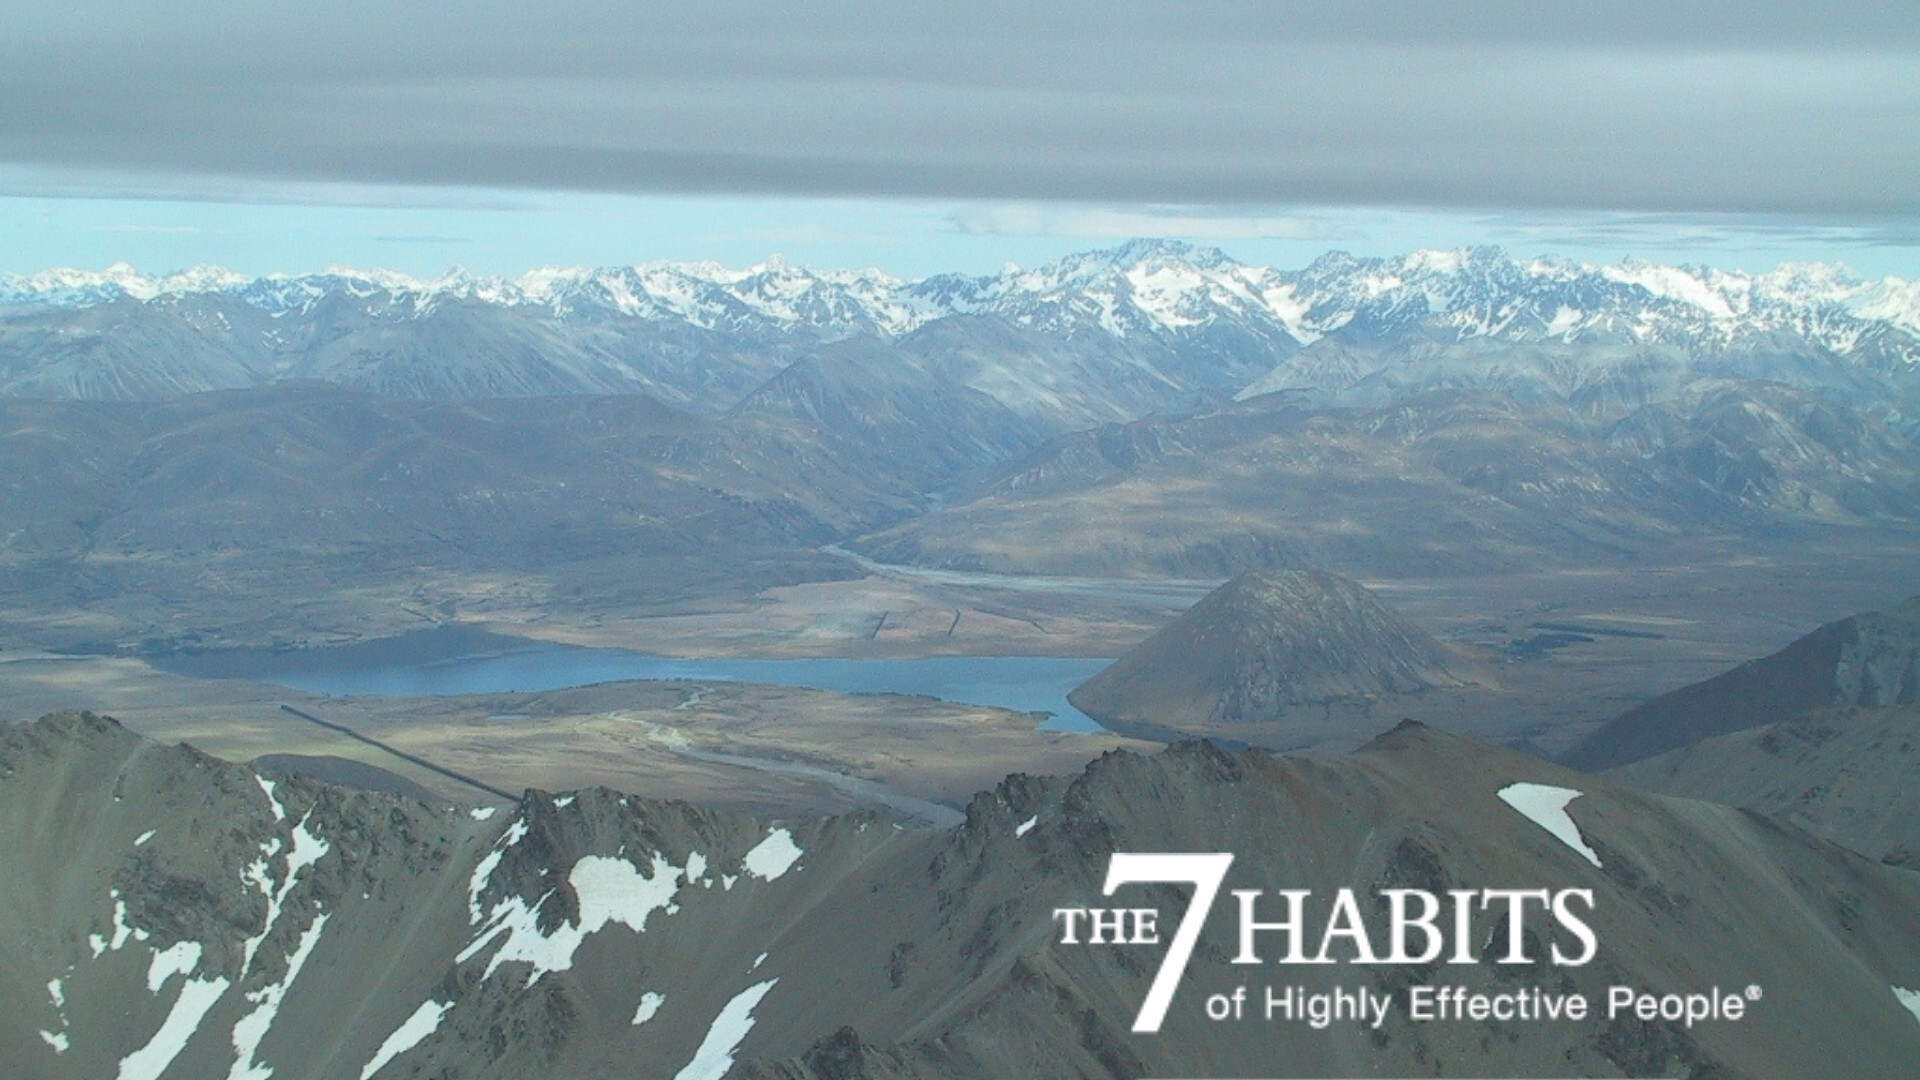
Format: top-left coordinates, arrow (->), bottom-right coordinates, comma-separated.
5,184 -> 1918,281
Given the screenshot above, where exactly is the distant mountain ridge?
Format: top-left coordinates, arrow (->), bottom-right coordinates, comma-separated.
7,242 -> 1919,347
4,243 -> 1918,424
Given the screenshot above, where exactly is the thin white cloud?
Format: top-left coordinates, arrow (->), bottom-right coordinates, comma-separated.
947,205 -> 1371,244
94,223 -> 202,235
370,235 -> 474,245
0,164 -> 539,212
1477,212 -> 1920,255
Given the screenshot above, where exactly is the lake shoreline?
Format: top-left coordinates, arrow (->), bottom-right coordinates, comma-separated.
148,624 -> 1117,733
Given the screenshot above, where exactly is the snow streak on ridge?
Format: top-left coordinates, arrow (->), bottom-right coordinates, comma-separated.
673,978 -> 779,1080
358,999 -> 451,1080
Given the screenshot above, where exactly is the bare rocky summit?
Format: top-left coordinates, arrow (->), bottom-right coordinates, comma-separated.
1068,568 -> 1466,741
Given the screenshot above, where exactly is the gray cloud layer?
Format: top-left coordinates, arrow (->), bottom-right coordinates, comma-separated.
3,1 -> 1916,213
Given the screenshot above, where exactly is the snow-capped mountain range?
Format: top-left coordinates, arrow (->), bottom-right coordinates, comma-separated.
8,239 -> 1917,343
3,241 -> 1917,416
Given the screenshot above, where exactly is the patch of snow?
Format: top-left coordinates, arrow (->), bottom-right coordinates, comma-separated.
358,999 -> 450,1080
1545,306 -> 1584,338
721,874 -> 738,890
672,979 -> 779,1080
553,795 -> 575,809
632,991 -> 666,1026
255,777 -> 282,820
135,829 -> 156,847
117,976 -> 231,1080
1845,277 -> 1920,336
89,933 -> 107,957
685,851 -> 707,885
1497,783 -> 1603,869
1359,272 -> 1404,298
1894,986 -> 1920,1026
228,913 -> 328,1080
465,817 -> 528,923
107,894 -> 148,953
239,812 -> 330,977
1404,248 -> 1464,275
1257,282 -> 1315,343
1123,264 -> 1209,329
1015,815 -> 1038,837
147,941 -> 203,993
752,952 -> 767,970
468,807 -> 497,821
1601,263 -> 1735,320
42,976 -> 71,1053
742,829 -> 803,881
459,853 -> 690,985
573,855 -> 683,932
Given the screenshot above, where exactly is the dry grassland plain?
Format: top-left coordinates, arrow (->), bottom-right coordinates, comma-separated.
0,653 -> 1152,820
2,531 -> 1913,802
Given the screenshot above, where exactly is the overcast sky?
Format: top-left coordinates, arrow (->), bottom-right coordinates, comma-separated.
3,0 -> 1916,277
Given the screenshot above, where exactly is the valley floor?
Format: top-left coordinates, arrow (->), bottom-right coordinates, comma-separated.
0,652 -> 1151,819
2,533 -> 1915,795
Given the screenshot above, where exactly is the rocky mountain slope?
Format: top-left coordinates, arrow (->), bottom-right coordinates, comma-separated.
852,381 -> 1920,579
1609,704 -> 1920,864
1069,569 -> 1467,743
0,380 -> 1017,653
1562,597 -> 1920,770
6,711 -> 1920,1079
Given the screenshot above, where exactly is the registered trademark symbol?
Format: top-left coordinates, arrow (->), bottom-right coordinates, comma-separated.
1745,985 -> 1763,1001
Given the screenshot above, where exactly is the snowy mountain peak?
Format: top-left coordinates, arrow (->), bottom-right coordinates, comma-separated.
3,246 -> 1916,359
0,262 -> 254,306
1099,237 -> 1228,266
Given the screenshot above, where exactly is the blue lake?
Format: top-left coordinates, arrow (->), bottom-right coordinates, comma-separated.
154,630 -> 1113,732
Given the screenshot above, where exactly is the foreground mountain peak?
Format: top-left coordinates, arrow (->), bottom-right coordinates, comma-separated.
10,709 -> 1920,1079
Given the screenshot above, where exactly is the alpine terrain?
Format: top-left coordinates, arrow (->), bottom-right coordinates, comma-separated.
6,712 -> 1920,1079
